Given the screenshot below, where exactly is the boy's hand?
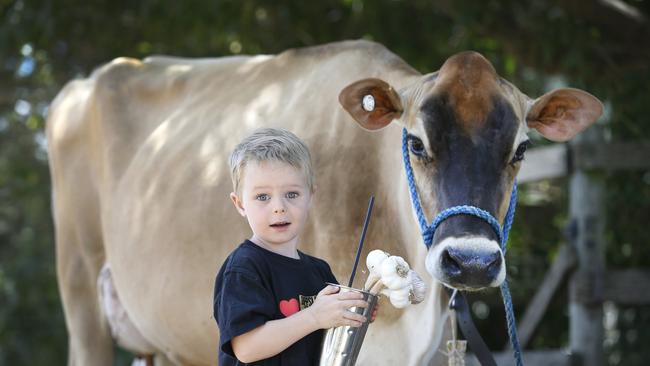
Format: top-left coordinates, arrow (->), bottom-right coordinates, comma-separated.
307,285 -> 369,329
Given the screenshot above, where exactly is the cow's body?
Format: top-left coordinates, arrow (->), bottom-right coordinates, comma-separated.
48,41 -> 446,365
48,40 -> 602,365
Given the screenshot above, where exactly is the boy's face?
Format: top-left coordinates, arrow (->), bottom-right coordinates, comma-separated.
230,161 -> 312,250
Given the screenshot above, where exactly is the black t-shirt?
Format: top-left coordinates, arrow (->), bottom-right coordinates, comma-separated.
213,240 -> 338,366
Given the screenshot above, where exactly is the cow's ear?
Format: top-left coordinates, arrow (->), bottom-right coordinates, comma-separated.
339,78 -> 404,130
526,88 -> 603,142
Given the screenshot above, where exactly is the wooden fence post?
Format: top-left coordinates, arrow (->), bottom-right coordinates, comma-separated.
568,129 -> 606,366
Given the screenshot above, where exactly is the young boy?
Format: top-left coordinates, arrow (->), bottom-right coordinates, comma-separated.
213,128 -> 370,365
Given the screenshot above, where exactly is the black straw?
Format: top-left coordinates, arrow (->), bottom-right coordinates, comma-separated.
347,195 -> 375,287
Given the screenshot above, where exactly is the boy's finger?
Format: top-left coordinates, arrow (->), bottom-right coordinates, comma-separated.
341,299 -> 369,310
336,291 -> 364,301
344,311 -> 367,324
345,319 -> 363,328
318,285 -> 340,296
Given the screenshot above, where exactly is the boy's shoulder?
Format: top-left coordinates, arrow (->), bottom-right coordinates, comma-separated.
225,239 -> 263,262
219,240 -> 267,276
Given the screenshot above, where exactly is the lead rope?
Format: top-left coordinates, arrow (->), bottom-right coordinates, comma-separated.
401,128 -> 524,366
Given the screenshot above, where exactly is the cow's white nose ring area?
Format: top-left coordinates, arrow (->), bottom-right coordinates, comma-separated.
425,236 -> 506,290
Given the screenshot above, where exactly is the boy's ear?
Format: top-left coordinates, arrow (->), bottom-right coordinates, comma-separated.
230,192 -> 246,217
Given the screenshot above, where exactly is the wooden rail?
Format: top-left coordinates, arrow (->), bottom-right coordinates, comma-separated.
570,269 -> 650,305
518,140 -> 650,183
572,141 -> 650,171
518,145 -> 567,183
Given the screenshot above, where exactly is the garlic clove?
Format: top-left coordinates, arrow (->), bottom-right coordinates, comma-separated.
388,287 -> 411,308
379,256 -> 411,290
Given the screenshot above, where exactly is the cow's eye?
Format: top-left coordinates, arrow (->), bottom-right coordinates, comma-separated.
408,135 -> 427,157
510,140 -> 530,164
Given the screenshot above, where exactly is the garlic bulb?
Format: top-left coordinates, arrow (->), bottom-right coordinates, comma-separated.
379,255 -> 410,290
407,270 -> 427,304
364,250 -> 427,307
388,287 -> 411,308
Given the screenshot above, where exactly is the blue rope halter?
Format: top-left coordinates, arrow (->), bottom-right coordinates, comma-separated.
401,128 -> 524,366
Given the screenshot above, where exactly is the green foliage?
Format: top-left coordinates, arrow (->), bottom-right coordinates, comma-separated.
0,113 -> 65,364
1,0 -> 649,365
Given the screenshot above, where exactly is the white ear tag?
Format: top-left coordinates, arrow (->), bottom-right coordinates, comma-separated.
362,94 -> 375,112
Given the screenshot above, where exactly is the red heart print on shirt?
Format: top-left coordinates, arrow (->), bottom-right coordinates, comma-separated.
279,298 -> 300,317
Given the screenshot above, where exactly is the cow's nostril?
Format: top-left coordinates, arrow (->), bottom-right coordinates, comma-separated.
487,252 -> 501,268
486,252 -> 502,276
441,249 -> 462,276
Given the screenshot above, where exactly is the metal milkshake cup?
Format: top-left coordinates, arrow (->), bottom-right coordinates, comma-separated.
319,283 -> 378,366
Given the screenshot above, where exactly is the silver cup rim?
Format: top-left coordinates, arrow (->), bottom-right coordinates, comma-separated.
325,282 -> 376,297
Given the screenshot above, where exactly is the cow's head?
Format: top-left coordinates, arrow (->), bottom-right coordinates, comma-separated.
339,51 -> 603,291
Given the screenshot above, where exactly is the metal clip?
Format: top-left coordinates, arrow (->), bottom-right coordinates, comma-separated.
448,288 -> 459,310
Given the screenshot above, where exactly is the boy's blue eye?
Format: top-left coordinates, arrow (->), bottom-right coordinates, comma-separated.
256,194 -> 270,201
286,192 -> 299,199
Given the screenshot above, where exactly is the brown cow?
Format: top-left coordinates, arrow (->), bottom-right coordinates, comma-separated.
46,40 -> 602,365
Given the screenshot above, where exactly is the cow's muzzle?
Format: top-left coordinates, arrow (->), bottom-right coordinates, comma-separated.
425,236 -> 506,290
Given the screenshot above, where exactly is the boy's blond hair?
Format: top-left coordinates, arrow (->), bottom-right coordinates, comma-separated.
228,128 -> 314,194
